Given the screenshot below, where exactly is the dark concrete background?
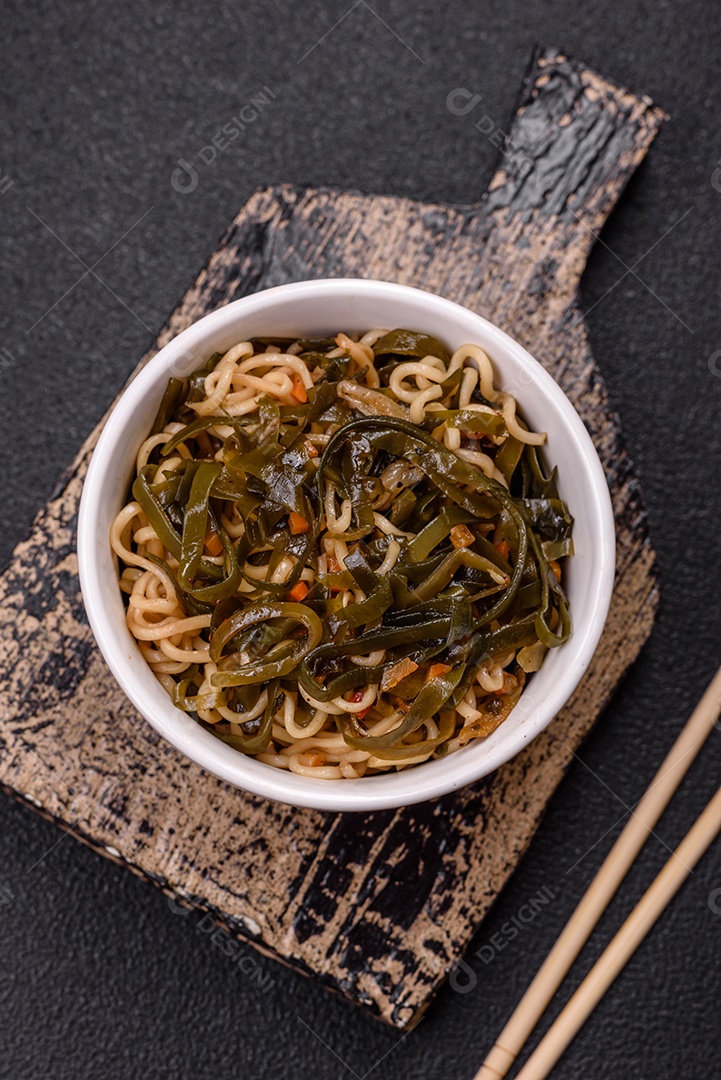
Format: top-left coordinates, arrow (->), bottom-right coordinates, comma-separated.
2,1 -> 721,1077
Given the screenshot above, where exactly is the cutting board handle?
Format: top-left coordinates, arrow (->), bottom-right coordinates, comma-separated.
480,46 -> 666,268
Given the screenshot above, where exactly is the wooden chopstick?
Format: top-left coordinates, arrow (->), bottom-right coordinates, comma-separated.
515,779 -> 721,1078
476,664 -> 721,1080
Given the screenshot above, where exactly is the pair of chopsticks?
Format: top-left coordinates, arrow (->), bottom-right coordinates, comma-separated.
475,665 -> 721,1080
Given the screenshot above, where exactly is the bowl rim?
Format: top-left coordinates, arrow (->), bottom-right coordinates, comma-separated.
78,277 -> 616,812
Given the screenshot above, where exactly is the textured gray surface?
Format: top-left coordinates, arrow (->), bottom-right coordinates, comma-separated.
1,1 -> 720,1078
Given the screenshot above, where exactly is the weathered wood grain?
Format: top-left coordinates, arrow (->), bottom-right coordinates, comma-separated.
0,47 -> 665,1028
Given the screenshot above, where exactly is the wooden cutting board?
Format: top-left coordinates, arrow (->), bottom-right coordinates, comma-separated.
0,46 -> 664,1029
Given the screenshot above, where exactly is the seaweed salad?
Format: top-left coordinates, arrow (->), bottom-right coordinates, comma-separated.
111,327 -> 573,779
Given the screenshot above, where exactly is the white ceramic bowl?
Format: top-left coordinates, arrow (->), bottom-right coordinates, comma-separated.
78,279 -> 615,812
